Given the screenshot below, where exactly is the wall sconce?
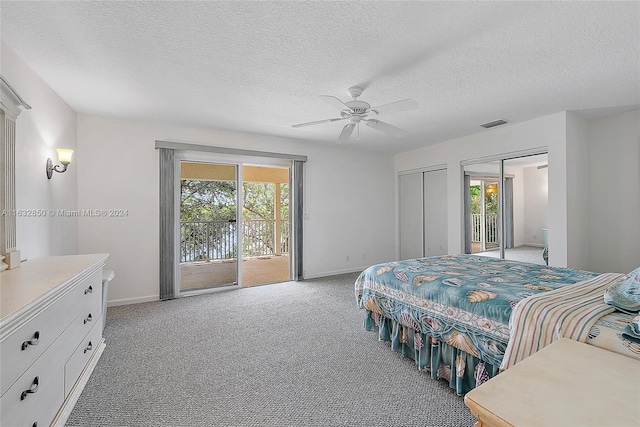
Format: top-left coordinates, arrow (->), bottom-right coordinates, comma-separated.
46,148 -> 74,179
485,183 -> 498,196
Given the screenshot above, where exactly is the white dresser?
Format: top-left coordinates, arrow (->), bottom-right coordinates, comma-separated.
0,254 -> 109,427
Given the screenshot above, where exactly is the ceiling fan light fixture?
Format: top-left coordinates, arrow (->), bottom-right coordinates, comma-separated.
345,100 -> 370,114
347,86 -> 363,99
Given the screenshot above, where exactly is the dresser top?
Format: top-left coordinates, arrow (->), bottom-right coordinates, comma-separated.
0,254 -> 109,324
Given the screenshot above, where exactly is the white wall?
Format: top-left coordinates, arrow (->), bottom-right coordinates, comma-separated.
395,112 -> 569,266
587,109 -> 640,274
566,112 -> 591,270
395,109 -> 640,273
77,115 -> 396,305
1,43 -> 78,260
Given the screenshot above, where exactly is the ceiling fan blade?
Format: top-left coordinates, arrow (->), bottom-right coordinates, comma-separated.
365,119 -> 407,137
370,99 -> 418,116
337,123 -> 356,143
320,95 -> 351,111
292,117 -> 345,128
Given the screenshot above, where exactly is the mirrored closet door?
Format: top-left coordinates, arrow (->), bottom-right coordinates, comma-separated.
463,153 -> 548,265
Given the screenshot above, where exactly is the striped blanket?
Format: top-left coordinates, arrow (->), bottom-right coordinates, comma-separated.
500,272 -> 625,370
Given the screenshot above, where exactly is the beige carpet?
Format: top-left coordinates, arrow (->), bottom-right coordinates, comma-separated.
66,272 -> 477,427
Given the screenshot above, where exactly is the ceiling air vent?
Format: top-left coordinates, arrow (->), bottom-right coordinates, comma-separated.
480,119 -> 509,129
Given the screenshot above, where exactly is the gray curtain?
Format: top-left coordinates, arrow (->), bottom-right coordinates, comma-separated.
159,148 -> 175,300
504,177 -> 514,249
464,174 -> 472,254
293,160 -> 304,281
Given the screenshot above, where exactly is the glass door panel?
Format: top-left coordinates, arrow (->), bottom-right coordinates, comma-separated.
241,165 -> 291,286
179,161 -> 238,291
464,161 -> 501,258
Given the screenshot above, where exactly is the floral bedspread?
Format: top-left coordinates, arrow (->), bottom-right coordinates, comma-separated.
355,254 -> 598,367
587,312 -> 640,361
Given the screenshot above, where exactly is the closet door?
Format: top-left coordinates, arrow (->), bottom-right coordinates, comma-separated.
462,152 -> 547,263
399,173 -> 423,260
423,169 -> 448,256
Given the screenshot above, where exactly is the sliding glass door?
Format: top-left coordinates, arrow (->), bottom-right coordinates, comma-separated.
179,161 -> 239,291
241,165 -> 291,287
177,160 -> 293,294
158,142 -> 305,301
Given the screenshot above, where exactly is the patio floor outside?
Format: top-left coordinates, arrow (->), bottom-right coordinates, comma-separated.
180,254 -> 290,290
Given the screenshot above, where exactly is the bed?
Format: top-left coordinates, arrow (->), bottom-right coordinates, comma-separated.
354,254 -> 640,395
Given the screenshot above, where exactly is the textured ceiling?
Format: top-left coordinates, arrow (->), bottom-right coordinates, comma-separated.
1,1 -> 639,153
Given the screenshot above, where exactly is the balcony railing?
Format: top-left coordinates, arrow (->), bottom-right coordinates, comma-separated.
180,219 -> 289,263
471,213 -> 498,245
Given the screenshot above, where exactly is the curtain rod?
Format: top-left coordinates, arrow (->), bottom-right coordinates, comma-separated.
155,140 -> 307,162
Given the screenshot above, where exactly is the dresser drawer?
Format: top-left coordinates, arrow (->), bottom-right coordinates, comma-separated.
65,319 -> 103,396
0,269 -> 102,396
59,288 -> 103,365
64,269 -> 103,318
0,344 -> 65,427
1,294 -> 70,397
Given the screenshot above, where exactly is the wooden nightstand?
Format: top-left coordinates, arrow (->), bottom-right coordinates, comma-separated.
464,338 -> 640,427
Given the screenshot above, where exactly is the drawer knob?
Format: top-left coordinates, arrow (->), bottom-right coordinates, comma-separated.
21,331 -> 40,351
20,376 -> 39,400
84,341 -> 93,354
84,285 -> 93,294
84,313 -> 93,324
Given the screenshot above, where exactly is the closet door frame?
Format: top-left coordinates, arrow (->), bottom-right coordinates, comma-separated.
461,147 -> 548,260
398,164 -> 447,260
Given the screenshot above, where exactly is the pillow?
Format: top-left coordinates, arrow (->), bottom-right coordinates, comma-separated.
621,315 -> 640,344
604,267 -> 640,313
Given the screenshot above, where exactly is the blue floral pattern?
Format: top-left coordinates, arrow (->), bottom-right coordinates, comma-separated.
355,255 -> 598,394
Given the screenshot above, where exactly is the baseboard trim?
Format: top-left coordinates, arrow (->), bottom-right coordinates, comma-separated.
304,267 -> 367,279
107,294 -> 159,307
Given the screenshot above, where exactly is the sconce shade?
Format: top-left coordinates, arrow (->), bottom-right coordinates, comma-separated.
56,148 -> 74,164
47,148 -> 74,179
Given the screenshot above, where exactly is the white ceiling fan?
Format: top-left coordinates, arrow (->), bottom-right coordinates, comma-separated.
292,86 -> 418,143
